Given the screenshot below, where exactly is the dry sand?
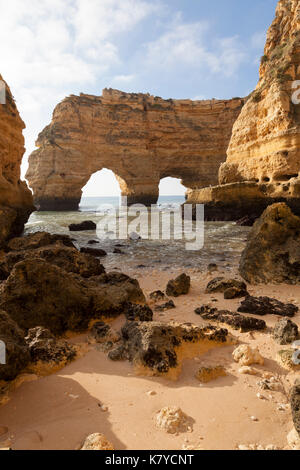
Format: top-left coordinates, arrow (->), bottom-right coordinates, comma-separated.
0,266 -> 299,450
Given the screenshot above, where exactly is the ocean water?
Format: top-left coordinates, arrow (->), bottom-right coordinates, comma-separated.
25,196 -> 250,273
80,195 -> 186,211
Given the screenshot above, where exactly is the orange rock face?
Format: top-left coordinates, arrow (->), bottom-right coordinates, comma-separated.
0,74 -> 34,242
26,88 -> 244,210
220,0 -> 300,188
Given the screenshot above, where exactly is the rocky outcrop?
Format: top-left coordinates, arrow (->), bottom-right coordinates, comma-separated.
166,273 -> 190,297
272,318 -> 299,345
194,305 -> 266,332
0,243 -> 105,280
25,327 -> 76,365
205,277 -> 247,294
0,74 -> 34,241
222,0 -> 300,185
239,203 -> 300,284
69,221 -> 96,231
26,89 -> 244,210
238,295 -> 298,316
0,310 -> 30,381
7,231 -> 75,251
108,321 -> 228,375
187,0 -> 300,220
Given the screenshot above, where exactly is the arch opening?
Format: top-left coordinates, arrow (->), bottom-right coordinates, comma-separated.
158,177 -> 186,206
80,168 -> 121,209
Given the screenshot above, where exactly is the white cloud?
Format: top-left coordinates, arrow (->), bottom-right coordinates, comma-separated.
112,74 -> 136,84
143,20 -> 247,78
0,0 -> 157,177
0,0 -> 259,189
74,0 -> 160,44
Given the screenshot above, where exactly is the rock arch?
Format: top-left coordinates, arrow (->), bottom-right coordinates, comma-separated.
26,88 -> 244,210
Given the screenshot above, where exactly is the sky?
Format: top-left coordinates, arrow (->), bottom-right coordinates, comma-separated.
0,0 -> 278,196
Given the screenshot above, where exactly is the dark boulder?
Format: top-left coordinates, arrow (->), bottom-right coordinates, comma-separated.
273,318 -> 299,345
69,221 -> 96,231
89,272 -> 146,315
0,245 -> 105,280
238,296 -> 298,317
0,259 -> 93,335
0,310 -> 30,381
0,259 -> 146,335
206,277 -> 247,294
7,231 -> 76,251
80,247 -> 107,257
166,273 -> 190,297
239,203 -> 300,284
195,305 -> 266,332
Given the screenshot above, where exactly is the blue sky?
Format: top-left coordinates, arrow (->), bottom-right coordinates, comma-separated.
0,0 -> 278,196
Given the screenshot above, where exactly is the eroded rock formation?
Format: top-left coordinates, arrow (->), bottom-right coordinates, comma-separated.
239,203 -> 300,284
0,247 -> 145,335
0,74 -> 34,240
187,0 -> 300,220
26,89 -> 244,210
108,320 -> 228,376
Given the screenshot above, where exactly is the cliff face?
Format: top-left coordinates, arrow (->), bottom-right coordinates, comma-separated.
0,74 -> 34,242
220,0 -> 300,187
187,0 -> 300,220
26,88 -> 244,210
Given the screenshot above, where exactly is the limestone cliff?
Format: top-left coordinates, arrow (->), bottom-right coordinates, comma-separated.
26,88 -> 244,210
0,74 -> 34,242
187,0 -> 300,220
